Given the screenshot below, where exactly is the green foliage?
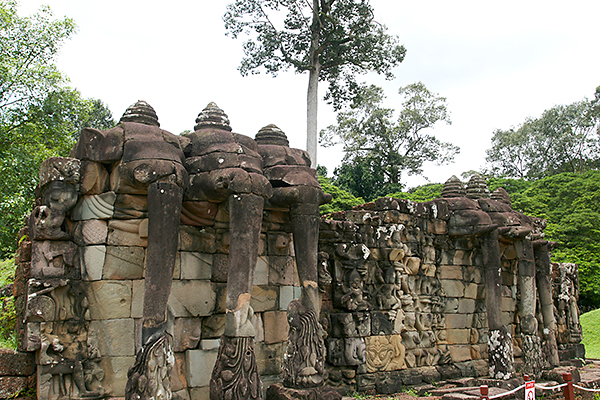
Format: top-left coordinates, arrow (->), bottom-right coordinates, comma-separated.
486,87 -> 600,179
0,3 -> 115,258
581,308 -> 600,359
318,175 -> 365,215
387,183 -> 443,202
0,258 -> 16,349
486,172 -> 600,308
322,83 -> 459,201
223,0 -> 406,110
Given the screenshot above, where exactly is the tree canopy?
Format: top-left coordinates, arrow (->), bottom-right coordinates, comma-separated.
486,87 -> 600,179
223,0 -> 406,163
321,82 -> 459,201
0,2 -> 114,257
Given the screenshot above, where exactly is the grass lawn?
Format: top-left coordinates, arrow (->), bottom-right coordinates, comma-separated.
581,308 -> 600,359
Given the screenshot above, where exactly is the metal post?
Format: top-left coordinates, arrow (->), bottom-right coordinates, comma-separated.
562,373 -> 575,400
480,385 -> 489,400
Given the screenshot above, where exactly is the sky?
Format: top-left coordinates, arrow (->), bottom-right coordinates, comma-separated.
20,0 -> 600,188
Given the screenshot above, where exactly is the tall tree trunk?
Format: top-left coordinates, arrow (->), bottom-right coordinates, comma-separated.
307,66 -> 319,166
306,0 -> 320,167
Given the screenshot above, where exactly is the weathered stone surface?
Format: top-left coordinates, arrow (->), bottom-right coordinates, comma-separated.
201,314 -> 226,339
89,318 -> 135,356
81,245 -> 106,281
86,280 -> 132,320
80,161 -> 110,195
0,376 -> 34,399
0,349 -> 35,376
179,225 -> 217,253
107,219 -> 148,247
169,280 -> 216,317
251,286 -> 278,312
256,342 -> 284,376
186,349 -> 219,387
255,255 -> 269,285
268,256 -> 297,286
74,219 -> 108,245
279,285 -> 295,311
266,383 -> 341,400
180,252 -> 212,280
71,191 -> 116,220
172,353 -> 188,392
365,335 -> 406,372
103,245 -> 145,279
263,311 -> 289,344
173,318 -> 202,352
99,356 -> 135,396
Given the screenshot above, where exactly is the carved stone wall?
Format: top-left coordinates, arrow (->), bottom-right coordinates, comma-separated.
13,117 -> 585,400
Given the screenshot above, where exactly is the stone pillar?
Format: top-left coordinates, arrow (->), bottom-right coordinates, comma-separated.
210,193 -> 264,400
534,240 -> 560,367
127,180 -> 182,400
515,238 -> 545,377
482,230 -> 515,379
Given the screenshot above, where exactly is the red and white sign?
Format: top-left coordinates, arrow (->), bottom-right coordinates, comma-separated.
525,381 -> 535,400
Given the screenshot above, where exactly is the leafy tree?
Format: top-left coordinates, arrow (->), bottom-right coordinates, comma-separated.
318,175 -> 364,214
223,0 -> 406,163
0,2 -> 115,257
321,82 -> 459,201
486,89 -> 600,179
0,1 -> 76,131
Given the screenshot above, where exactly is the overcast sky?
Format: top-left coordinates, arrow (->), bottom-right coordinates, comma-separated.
20,0 -> 600,188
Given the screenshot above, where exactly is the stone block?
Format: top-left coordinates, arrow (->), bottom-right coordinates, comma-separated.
89,319 -> 135,356
279,285 -> 294,311
268,256 -> 296,286
464,283 -> 482,299
86,280 -> 132,320
212,283 -> 226,314
81,245 -> 106,281
464,266 -> 482,283
251,286 -> 278,312
179,225 -> 217,253
186,349 -> 218,387
255,342 -> 284,376
200,339 -> 220,350
457,299 -> 476,314
501,297 -> 516,312
428,219 -> 448,235
114,194 -> 148,219
173,318 -> 202,352
174,389 -> 191,400
441,279 -> 465,297
107,219 -> 148,247
445,314 -> 473,329
189,387 -> 210,400
31,240 -> 78,278
449,345 -> 472,362
446,329 -> 470,344
74,219 -> 108,245
80,161 -> 110,195
453,250 -> 472,266
171,352 -> 188,392
252,313 -> 264,342
438,265 -> 463,280
180,252 -> 212,280
263,311 -> 289,344
169,280 -> 216,317
130,279 -> 144,318
254,256 -> 269,285
103,246 -> 145,279
0,349 -> 35,376
445,298 -> 459,313
201,314 -> 225,339
71,192 -> 116,220
267,233 -> 291,256
99,356 -> 135,397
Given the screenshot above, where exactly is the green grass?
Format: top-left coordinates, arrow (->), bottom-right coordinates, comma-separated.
581,308 -> 600,359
